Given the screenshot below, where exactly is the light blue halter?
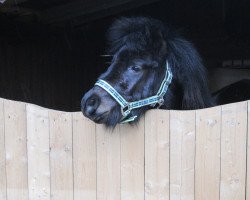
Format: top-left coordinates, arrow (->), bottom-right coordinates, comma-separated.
95,61 -> 173,124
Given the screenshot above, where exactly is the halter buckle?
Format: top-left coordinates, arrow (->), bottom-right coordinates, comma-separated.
121,104 -> 131,117
156,98 -> 164,108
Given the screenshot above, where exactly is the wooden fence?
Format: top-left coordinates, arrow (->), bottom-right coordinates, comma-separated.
0,98 -> 249,200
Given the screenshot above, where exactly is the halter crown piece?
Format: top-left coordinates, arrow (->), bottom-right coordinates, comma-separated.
95,61 -> 173,124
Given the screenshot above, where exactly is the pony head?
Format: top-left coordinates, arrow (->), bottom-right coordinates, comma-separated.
81,17 -> 213,127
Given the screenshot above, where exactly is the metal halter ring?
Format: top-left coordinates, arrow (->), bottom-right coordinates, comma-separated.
121,104 -> 131,117
157,98 -> 164,108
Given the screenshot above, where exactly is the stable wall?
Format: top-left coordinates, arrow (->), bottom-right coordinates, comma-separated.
0,98 -> 249,200
209,68 -> 250,92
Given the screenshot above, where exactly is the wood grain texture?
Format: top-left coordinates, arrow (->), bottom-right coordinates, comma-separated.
220,102 -> 247,200
247,100 -> 250,200
145,110 -> 169,200
195,106 -> 221,200
170,110 -> 195,200
96,124 -> 121,200
0,98 -> 249,200
0,99 -> 6,200
120,117 -> 145,200
26,104 -> 50,200
73,113 -> 96,200
4,99 -> 28,199
49,110 -> 73,200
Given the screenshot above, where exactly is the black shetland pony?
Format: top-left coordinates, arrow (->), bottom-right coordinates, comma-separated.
81,17 -> 249,127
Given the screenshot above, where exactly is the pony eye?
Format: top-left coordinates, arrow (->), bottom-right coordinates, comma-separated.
131,65 -> 141,72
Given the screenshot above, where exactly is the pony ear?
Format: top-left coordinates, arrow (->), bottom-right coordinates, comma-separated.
168,38 -> 213,109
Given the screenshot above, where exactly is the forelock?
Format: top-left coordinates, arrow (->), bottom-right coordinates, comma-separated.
107,17 -> 167,54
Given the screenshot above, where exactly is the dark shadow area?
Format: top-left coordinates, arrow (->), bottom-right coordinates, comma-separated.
0,0 -> 249,111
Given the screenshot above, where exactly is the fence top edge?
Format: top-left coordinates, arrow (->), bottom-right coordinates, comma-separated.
0,97 -> 248,115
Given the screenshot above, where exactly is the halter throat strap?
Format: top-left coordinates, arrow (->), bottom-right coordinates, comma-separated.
95,61 -> 173,123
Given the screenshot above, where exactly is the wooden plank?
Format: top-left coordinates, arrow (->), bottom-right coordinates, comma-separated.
145,110 -> 169,200
121,117 -> 144,200
49,110 -> 73,200
170,110 -> 195,200
220,101 -> 247,200
26,104 -> 50,200
2,0 -> 27,6
96,124 -> 120,200
247,100 -> 250,200
195,106 -> 221,200
73,113 -> 96,200
4,99 -> 28,199
0,99 -> 6,200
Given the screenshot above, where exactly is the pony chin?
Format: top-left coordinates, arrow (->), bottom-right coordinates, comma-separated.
105,106 -> 122,128
104,106 -> 147,128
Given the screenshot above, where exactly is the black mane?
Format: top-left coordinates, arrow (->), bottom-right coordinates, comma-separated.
107,17 -> 214,109
81,17 -> 215,127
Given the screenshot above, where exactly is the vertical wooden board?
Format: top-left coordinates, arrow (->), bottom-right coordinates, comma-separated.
195,106 -> 221,200
96,124 -> 120,200
170,110 -> 195,200
220,101 -> 247,200
27,104 -> 50,200
247,101 -> 250,200
145,110 -> 169,200
121,117 -> 144,200
0,99 -> 6,199
49,111 -> 73,200
73,113 -> 96,200
4,99 -> 28,199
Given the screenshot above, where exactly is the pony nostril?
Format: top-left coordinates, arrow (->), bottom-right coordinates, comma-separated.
85,95 -> 100,116
88,99 -> 96,106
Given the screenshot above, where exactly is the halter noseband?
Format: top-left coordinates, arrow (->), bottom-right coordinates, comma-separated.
95,61 -> 173,124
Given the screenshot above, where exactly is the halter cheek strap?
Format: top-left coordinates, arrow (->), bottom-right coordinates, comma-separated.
95,61 -> 173,124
